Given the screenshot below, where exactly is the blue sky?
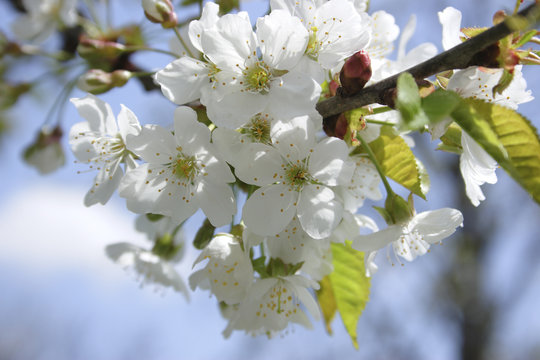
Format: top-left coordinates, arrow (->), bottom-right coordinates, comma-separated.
1,0 -> 540,359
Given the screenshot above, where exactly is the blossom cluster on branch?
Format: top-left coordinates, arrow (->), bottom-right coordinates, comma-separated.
2,0 -> 540,344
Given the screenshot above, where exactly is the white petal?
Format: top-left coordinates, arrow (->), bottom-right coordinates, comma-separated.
71,95 -> 117,135
411,208 -> 463,244
438,7 -> 462,51
266,71 -> 320,120
271,116 -> 315,162
256,10 -> 308,70
196,179 -> 236,227
352,225 -> 402,252
117,104 -> 141,141
204,91 -> 268,129
188,2 -> 220,52
243,185 -> 297,236
297,185 -> 342,239
84,158 -> 123,206
309,137 -> 354,186
69,121 -> 99,162
234,143 -> 284,186
202,14 -> 257,70
174,106 -> 211,153
126,125 -> 176,163
155,57 -> 209,105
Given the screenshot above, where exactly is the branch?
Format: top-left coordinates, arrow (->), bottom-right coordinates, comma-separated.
316,3 -> 540,119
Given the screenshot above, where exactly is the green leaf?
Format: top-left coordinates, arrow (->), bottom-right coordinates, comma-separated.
421,89 -> 462,124
328,242 -> 370,349
193,218 -> 216,249
450,99 -> 508,162
396,73 -> 430,130
452,98 -> 540,204
369,126 -> 428,199
514,29 -> 538,48
316,276 -> 337,334
492,69 -> 514,96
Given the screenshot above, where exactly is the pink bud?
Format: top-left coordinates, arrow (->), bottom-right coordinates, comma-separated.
339,51 -> 372,97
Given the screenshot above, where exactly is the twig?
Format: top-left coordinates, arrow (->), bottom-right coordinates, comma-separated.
316,3 -> 540,119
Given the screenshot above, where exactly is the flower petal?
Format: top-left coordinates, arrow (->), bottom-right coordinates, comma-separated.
297,184 -> 342,239
243,184 -> 297,236
411,208 -> 463,244
309,137 -> 354,186
71,94 -> 117,135
155,57 -> 209,105
196,179 -> 236,227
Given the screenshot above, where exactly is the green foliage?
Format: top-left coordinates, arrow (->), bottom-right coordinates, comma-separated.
317,242 -> 370,349
369,126 -> 429,199
193,218 -> 216,249
421,89 -> 462,124
396,73 -> 429,130
451,98 -> 540,205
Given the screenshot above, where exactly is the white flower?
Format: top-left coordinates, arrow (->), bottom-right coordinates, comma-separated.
157,9 -> 320,129
237,116 -> 354,238
106,242 -> 189,298
271,0 -> 371,82
365,11 -> 400,72
156,2 -> 221,102
190,233 -> 254,305
334,155 -> 382,212
353,208 -> 463,263
222,275 -> 320,338
23,125 -> 65,174
118,106 -> 236,226
70,95 -> 141,206
264,216 -> 332,281
12,0 -> 77,42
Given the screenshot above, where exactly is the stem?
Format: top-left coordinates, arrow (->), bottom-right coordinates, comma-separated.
83,0 -> 102,29
365,119 -> 396,126
356,134 -> 395,197
316,3 -> 540,119
173,27 -> 195,58
124,46 -> 179,58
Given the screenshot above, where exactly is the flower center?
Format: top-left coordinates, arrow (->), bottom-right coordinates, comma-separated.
242,114 -> 271,144
284,163 -> 310,190
172,148 -> 199,181
243,62 -> 272,93
306,26 -> 321,60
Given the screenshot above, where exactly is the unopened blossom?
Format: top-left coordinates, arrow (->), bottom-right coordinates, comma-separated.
142,0 -> 178,28
353,208 -> 463,263
118,106 -> 236,226
12,0 -> 78,43
190,233 -> 254,305
237,116 -> 354,239
271,0 -> 371,82
70,95 -> 141,206
223,275 -> 320,338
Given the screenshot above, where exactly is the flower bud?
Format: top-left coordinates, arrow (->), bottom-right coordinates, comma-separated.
142,0 -> 178,29
23,126 -> 65,174
77,69 -> 131,94
77,36 -> 126,62
339,50 -> 372,97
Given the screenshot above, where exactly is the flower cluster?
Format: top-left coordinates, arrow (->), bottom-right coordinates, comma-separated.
11,0 -> 532,341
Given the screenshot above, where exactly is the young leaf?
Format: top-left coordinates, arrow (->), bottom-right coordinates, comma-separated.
396,73 -> 430,130
421,89 -> 462,124
329,242 -> 370,349
453,99 -> 540,204
368,126 -> 428,199
316,276 -> 338,334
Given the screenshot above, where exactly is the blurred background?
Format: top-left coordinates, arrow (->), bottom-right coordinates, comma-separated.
1,0 -> 539,359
